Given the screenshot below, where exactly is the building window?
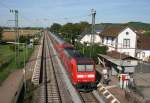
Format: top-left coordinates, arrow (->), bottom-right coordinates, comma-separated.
126,32 -> 129,35
142,52 -> 145,57
123,39 -> 130,48
102,37 -> 104,44
111,38 -> 114,45
124,52 -> 129,55
106,37 -> 109,44
136,52 -> 140,58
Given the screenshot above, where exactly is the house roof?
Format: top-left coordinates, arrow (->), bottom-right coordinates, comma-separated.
100,26 -> 128,37
98,54 -> 137,66
80,34 -> 101,44
79,28 -> 102,40
137,34 -> 150,50
107,51 -> 138,60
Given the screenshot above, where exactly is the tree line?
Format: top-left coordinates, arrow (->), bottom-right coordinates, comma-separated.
48,22 -> 90,44
0,27 -> 3,41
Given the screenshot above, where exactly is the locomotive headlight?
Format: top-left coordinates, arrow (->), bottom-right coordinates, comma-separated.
77,75 -> 84,78
88,74 -> 95,78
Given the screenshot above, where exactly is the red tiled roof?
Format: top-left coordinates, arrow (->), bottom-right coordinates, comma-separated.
107,51 -> 137,60
137,34 -> 150,50
100,26 -> 127,37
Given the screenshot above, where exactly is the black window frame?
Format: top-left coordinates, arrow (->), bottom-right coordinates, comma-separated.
123,39 -> 130,48
77,64 -> 94,72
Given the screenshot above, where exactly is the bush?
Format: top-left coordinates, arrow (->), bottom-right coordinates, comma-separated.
0,57 -> 13,71
20,35 -> 30,44
144,31 -> 150,37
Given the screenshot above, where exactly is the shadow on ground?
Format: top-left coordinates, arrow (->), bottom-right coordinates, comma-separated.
96,70 -> 102,85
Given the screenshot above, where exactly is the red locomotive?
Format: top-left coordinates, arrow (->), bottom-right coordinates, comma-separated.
49,33 -> 96,91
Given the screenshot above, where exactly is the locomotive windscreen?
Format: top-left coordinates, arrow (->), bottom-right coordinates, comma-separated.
77,64 -> 94,72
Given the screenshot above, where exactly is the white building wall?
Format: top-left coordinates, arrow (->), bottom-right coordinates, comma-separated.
80,34 -> 102,44
136,49 -> 150,61
100,27 -> 150,61
102,37 -> 116,51
117,28 -> 137,57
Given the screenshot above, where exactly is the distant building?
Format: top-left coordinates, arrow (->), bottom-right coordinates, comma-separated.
136,34 -> 150,61
100,26 -> 150,61
80,34 -> 102,45
100,26 -> 137,57
79,29 -> 102,45
79,26 -> 150,61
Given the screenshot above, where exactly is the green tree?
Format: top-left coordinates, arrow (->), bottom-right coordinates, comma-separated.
19,35 -> 30,44
144,31 -> 150,37
60,23 -> 74,42
49,23 -> 62,34
60,21 -> 90,44
79,21 -> 90,33
0,27 -> 3,41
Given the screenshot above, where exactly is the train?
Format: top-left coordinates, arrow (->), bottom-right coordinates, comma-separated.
48,32 -> 97,91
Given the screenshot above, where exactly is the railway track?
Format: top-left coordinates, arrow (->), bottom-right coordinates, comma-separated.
39,34 -> 62,103
79,92 -> 99,103
46,34 -> 73,103
39,33 -> 73,103
46,33 -> 62,103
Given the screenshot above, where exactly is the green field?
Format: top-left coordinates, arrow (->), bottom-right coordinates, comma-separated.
0,44 -> 34,83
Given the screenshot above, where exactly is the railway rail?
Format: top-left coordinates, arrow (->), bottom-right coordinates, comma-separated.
39,34 -> 62,103
46,33 -> 73,103
79,92 -> 99,103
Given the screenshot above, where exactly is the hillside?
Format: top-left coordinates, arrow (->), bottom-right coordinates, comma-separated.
95,22 -> 150,31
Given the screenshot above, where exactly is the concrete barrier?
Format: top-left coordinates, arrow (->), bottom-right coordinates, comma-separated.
97,83 -> 120,103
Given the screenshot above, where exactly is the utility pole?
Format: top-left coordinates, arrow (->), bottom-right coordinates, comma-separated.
10,9 -> 19,67
90,9 -> 96,58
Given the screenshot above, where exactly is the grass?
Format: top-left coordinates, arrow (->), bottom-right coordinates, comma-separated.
0,44 -> 34,83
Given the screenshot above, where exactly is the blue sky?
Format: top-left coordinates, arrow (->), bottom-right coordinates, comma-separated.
0,0 -> 150,27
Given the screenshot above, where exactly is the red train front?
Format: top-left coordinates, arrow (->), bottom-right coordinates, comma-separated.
49,32 -> 97,91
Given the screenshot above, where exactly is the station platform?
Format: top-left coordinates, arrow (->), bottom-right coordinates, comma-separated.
96,65 -> 128,103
